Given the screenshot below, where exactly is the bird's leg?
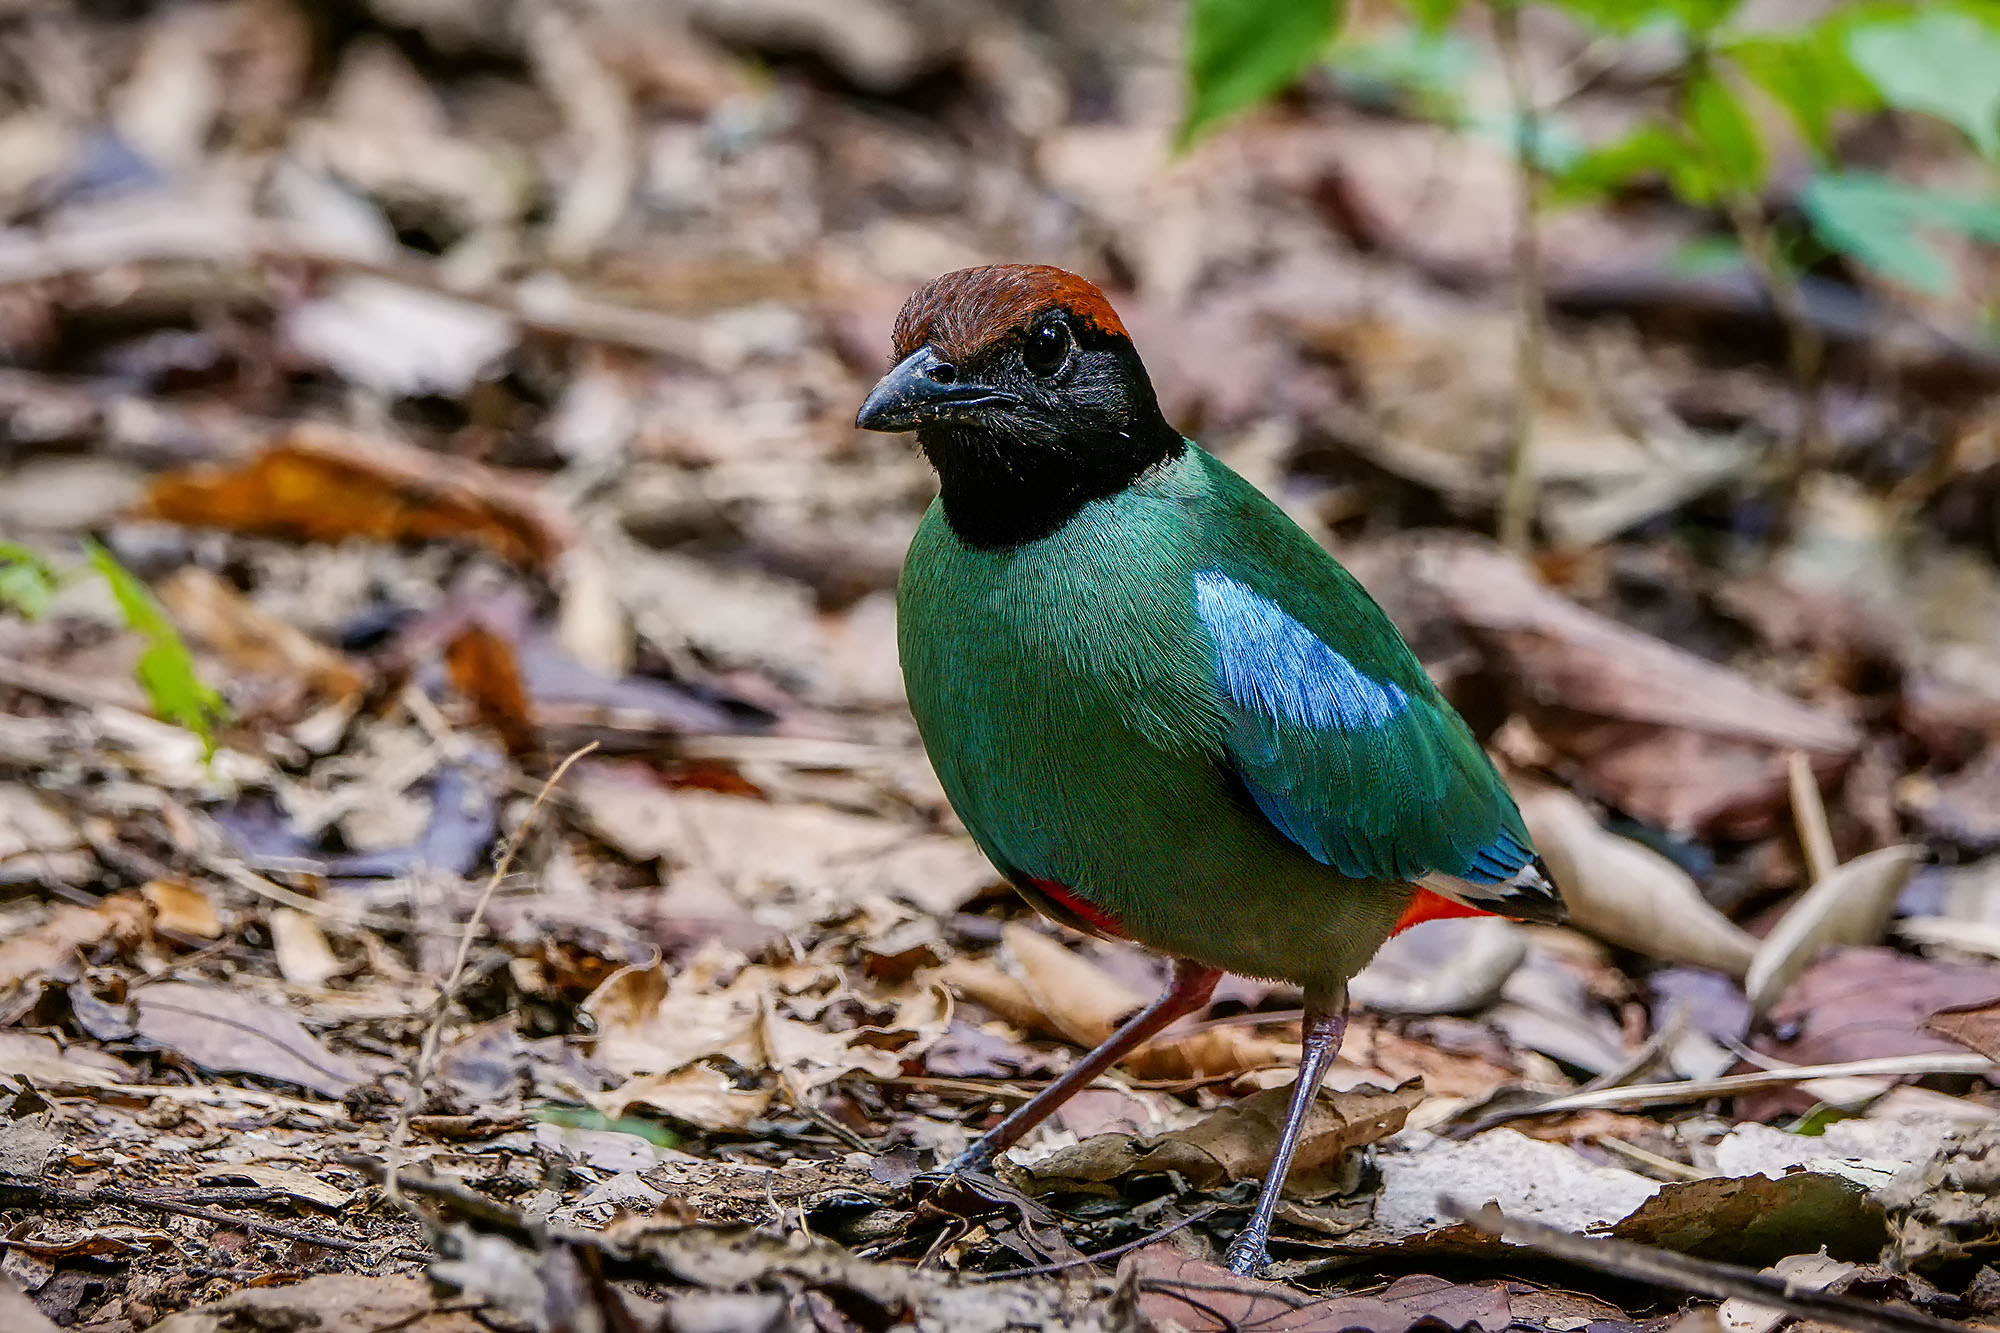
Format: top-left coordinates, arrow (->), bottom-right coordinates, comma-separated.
949,958 -> 1221,1173
1223,984 -> 1349,1277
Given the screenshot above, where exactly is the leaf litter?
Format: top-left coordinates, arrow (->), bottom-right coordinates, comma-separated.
2,1 -> 2000,1331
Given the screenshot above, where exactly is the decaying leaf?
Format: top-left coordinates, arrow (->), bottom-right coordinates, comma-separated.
131,979 -> 369,1098
444,623 -> 536,757
157,566 -> 366,711
1765,948 -> 2000,1067
1876,1120 -> 2000,1271
1612,1171 -> 1887,1266
144,426 -> 571,568
268,907 -> 342,988
1745,845 -> 1921,1015
1520,786 -> 1756,977
1426,545 -> 1859,835
145,1274 -> 486,1333
0,893 -> 151,992
1123,1246 -> 1514,1333
141,877 -> 221,939
1025,1082 -> 1423,1197
583,948 -> 949,1115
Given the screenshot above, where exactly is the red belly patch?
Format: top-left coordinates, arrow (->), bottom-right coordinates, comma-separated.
1392,888 -> 1496,935
1021,876 -> 1129,940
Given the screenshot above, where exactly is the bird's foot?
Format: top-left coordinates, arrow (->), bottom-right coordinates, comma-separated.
1223,1220 -> 1272,1278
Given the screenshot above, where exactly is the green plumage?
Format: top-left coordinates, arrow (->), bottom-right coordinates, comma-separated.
899,444 -> 1532,991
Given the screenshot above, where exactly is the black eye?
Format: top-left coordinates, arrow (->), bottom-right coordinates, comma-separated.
1023,318 -> 1071,376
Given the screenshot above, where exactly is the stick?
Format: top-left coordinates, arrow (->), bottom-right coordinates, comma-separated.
974,1204 -> 1221,1281
2,1181 -> 429,1264
1789,750 -> 1838,887
385,744 -> 596,1191
1448,1199 -> 1964,1333
1493,0 -> 1546,555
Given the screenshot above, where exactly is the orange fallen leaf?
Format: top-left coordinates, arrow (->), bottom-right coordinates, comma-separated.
445,624 -> 536,757
143,425 -> 570,567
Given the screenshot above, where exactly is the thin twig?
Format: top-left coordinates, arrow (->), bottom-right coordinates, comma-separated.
974,1204 -> 1222,1281
1461,1052 -> 1996,1130
385,743 -> 596,1193
1493,0 -> 1546,555
4,1181 -> 430,1264
1449,1199 -> 1966,1333
1788,749 -> 1838,886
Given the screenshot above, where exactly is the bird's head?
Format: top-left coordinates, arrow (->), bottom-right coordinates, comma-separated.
857,264 -> 1182,548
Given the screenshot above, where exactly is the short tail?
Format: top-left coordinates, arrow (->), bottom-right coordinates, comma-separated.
1416,853 -> 1567,926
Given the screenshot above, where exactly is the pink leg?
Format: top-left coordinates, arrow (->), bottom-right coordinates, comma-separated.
1223,984 -> 1349,1276
951,958 -> 1222,1172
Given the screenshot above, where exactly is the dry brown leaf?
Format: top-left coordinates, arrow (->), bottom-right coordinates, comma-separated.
146,1274 -> 486,1333
1745,845 -> 1920,1016
589,1063 -> 773,1130
444,623 -> 536,757
1001,921 -> 1141,1047
1027,1081 -> 1423,1196
1520,787 -> 1755,977
157,566 -> 366,708
143,425 -> 571,568
269,908 -> 341,988
583,949 -> 949,1098
1122,1246 -> 1512,1333
132,980 -> 368,1098
1427,545 -> 1858,835
141,878 -> 221,939
0,893 -> 151,992
1925,999 -> 2000,1062
0,784 -> 92,885
197,1164 -> 352,1209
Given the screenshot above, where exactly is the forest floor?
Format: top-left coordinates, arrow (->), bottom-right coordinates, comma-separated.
5,1 -> 2000,1330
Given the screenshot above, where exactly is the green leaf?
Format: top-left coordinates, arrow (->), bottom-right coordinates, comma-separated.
0,542 -> 59,621
1406,0 -> 1466,29
1327,27 -> 1478,123
1725,27 -> 1877,160
1848,9 -> 2000,157
1802,170 -> 2000,293
1684,68 -> 1765,200
1548,122 -> 1689,203
1668,235 -> 1746,277
83,539 -> 228,757
1549,0 -> 1740,34
1180,0 -> 1344,145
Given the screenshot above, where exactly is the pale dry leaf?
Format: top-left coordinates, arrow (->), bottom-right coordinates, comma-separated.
142,878 -> 221,939
590,1063 -> 773,1131
284,275 -> 517,398
1372,1129 -> 1661,1238
198,1164 -> 352,1209
1718,1253 -> 1856,1333
269,908 -> 341,989
132,980 -> 368,1098
1521,786 -> 1756,977
1746,845 -> 1921,1016
0,784 -> 90,885
145,1273 -> 486,1333
0,893 -> 152,992
1028,1082 -> 1424,1196
158,567 -> 365,707
1001,921 -> 1142,1048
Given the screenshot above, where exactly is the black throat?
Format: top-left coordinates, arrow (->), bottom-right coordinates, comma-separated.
926,420 -> 1185,549
920,347 -> 1186,550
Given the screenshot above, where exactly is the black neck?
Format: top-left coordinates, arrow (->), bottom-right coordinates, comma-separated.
928,421 -> 1185,549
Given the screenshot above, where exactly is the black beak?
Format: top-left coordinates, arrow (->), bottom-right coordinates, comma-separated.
856,347 -> 1019,432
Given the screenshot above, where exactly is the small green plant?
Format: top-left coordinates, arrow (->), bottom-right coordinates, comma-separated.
0,542 -> 60,620
1,539 -> 227,757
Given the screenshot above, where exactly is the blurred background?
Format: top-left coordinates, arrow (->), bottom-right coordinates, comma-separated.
6,0 -> 2000,1327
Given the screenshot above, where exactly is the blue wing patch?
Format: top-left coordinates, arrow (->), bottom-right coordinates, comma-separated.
1193,570 -> 1408,731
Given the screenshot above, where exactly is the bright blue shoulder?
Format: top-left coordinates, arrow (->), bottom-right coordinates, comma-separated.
1192,569 -> 1408,732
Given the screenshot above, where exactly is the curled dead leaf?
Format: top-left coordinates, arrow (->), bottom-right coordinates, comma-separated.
1745,845 -> 1920,1016
1520,787 -> 1756,977
1026,1081 -> 1423,1197
143,425 -> 571,568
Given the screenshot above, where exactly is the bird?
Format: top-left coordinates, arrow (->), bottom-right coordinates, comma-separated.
857,264 -> 1564,1277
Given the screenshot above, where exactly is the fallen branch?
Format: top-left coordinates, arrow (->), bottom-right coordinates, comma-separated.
2,1181 -> 429,1264
1449,1198 -> 1964,1333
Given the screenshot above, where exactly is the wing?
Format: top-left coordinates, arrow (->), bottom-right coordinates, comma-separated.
1193,567 -> 1563,922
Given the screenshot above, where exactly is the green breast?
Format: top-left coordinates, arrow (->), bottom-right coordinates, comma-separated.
896,449 -> 1407,989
